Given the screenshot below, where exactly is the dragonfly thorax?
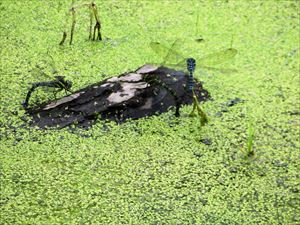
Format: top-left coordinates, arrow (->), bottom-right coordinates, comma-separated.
54,76 -> 72,90
186,58 -> 196,73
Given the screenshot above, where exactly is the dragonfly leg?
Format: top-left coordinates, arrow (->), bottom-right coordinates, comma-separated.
53,88 -> 63,99
65,89 -> 73,95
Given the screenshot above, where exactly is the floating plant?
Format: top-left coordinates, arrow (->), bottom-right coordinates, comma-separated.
59,2 -> 102,45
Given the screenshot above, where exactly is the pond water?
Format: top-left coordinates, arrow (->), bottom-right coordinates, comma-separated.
0,1 -> 299,224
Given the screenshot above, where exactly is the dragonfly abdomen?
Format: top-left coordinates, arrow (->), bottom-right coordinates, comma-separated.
186,58 -> 196,91
23,78 -> 72,109
187,74 -> 194,91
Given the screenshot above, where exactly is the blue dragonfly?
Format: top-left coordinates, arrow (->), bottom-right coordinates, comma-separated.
150,39 -> 238,91
150,39 -> 237,125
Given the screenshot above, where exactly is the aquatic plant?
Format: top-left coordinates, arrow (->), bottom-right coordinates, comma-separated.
241,121 -> 256,159
189,91 -> 208,126
1,1 -> 299,224
59,2 -> 102,45
246,122 -> 255,156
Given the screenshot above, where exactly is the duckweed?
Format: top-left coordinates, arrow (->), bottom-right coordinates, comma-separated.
1,1 -> 299,224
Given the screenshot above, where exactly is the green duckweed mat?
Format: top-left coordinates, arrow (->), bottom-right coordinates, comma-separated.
0,1 -> 299,224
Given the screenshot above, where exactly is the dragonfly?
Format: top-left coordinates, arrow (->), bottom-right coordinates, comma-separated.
22,53 -> 73,109
150,39 -> 238,91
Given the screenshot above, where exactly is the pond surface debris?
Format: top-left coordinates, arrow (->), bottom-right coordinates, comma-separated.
24,64 -> 210,129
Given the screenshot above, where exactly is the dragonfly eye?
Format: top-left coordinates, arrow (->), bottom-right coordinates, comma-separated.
66,80 -> 72,89
186,58 -> 196,73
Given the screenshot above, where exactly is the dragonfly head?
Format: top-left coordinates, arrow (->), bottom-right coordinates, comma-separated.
186,58 -> 196,74
64,80 -> 73,90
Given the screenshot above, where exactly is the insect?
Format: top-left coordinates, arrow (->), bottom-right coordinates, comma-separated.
150,39 -> 238,124
150,39 -> 238,91
22,54 -> 73,109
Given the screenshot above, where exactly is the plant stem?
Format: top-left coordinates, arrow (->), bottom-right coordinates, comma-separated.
190,91 -> 208,126
59,31 -> 67,45
69,7 -> 76,45
246,122 -> 255,157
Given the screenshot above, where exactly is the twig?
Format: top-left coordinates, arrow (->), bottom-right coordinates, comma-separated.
59,2 -> 102,45
69,7 -> 76,45
59,31 -> 67,45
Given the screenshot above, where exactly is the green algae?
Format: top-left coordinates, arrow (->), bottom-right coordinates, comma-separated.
0,0 -> 300,224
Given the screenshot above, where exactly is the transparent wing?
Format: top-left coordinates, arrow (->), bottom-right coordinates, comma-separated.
31,51 -> 58,80
150,40 -> 186,66
199,66 -> 238,74
30,66 -> 51,80
162,39 -> 187,65
160,60 -> 187,71
45,51 -> 58,73
29,68 -> 57,93
197,48 -> 238,67
150,40 -> 238,74
28,52 -> 65,93
40,86 -> 60,93
149,42 -> 168,59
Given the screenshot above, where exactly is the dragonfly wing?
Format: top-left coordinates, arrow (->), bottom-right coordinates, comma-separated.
41,86 -> 60,93
150,41 -> 186,66
34,66 -> 53,80
198,48 -> 238,67
31,51 -> 59,81
168,59 -> 187,71
45,51 -> 58,74
150,42 -> 169,59
150,40 -> 238,73
30,67 -> 50,80
201,66 -> 239,74
162,39 -> 186,65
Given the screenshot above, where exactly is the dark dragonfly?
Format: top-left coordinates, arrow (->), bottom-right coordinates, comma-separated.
150,39 -> 238,91
22,54 -> 73,109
